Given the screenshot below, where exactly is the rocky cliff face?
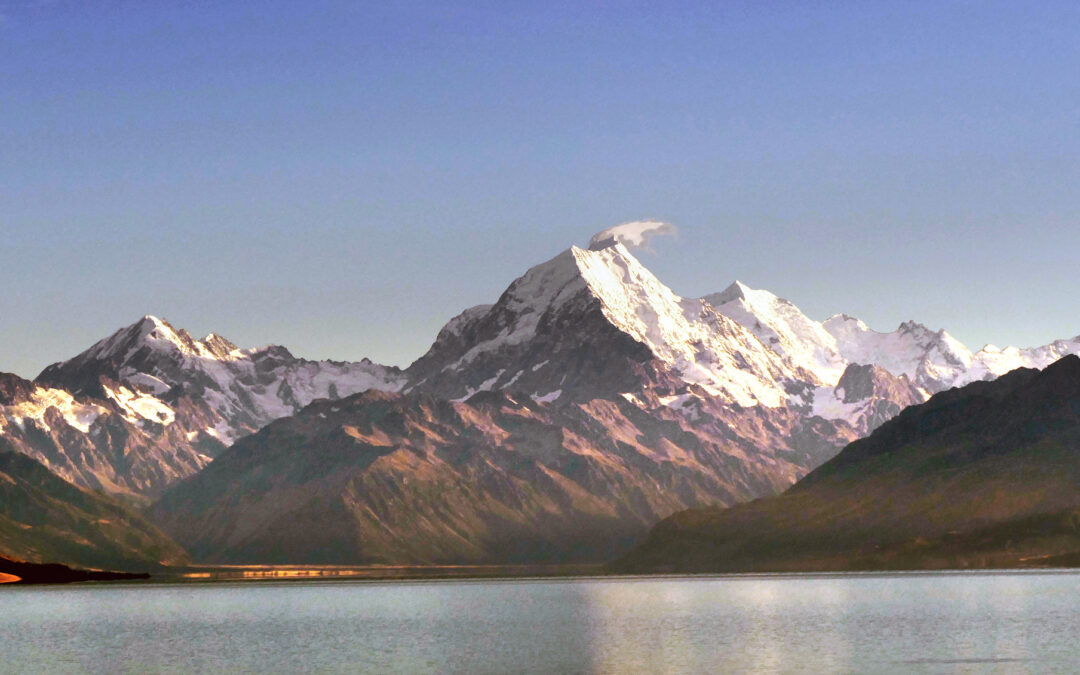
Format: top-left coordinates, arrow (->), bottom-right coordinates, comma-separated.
151,387 -> 851,564
802,363 -> 925,435
0,372 -> 212,498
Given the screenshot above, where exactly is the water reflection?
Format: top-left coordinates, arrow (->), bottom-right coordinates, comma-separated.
2,571 -> 1079,673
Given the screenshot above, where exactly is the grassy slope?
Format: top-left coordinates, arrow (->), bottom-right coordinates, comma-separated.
0,448 -> 188,572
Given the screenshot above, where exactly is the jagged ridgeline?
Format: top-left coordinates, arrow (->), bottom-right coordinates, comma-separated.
2,236 -> 1079,566
614,355 -> 1080,572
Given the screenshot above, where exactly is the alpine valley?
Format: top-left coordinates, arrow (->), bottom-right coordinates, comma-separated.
3,234 -> 1079,570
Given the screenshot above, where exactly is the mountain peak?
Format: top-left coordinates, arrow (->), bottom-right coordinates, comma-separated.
897,319 -> 933,336
709,280 -> 754,305
36,315 -> 247,393
704,281 -> 847,386
200,333 -> 240,359
408,241 -> 807,407
81,315 -> 197,363
78,316 -> 248,365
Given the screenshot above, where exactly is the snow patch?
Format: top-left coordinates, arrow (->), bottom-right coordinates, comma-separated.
534,389 -> 562,404
0,387 -> 105,434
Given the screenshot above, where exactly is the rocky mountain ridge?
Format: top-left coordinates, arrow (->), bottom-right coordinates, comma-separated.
1,235 -> 1077,534
144,239 -> 1080,565
3,316 -> 404,497
150,385 -> 850,564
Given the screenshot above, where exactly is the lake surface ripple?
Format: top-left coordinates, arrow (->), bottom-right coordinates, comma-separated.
3,570 -> 1079,673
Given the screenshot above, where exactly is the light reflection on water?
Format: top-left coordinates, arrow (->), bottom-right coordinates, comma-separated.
2,571 -> 1079,673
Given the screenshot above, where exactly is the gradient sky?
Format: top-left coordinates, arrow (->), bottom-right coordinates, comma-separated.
3,1 -> 1079,378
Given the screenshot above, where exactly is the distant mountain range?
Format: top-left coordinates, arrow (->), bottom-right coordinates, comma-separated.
614,355 -> 1080,572
2,319 -> 402,499
2,235 -> 1078,568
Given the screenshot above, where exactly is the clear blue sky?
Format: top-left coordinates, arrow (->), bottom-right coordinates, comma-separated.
3,1 -> 1079,377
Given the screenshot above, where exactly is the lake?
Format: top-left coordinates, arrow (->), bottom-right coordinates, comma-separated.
3,571 -> 1079,673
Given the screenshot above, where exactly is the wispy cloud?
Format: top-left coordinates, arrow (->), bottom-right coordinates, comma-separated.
588,220 -> 677,251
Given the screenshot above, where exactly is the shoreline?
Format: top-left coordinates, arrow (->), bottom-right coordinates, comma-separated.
149,563 -> 1080,586
164,563 -> 606,583
6,561 -> 1080,583
7,558 -> 1080,588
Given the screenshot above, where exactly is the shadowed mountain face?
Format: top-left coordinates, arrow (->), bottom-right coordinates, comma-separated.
0,445 -> 188,572
614,355 -> 1080,573
150,388 -> 851,565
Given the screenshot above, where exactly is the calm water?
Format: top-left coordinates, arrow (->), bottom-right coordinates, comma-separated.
3,571 -> 1080,673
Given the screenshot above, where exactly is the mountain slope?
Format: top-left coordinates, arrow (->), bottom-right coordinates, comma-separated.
614,355 -> 1080,573
150,387 -> 852,565
0,445 -> 188,571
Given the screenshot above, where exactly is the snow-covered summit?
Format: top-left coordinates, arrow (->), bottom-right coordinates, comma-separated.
705,281 -> 848,385
38,315 -> 406,448
702,278 -> 1078,394
408,243 -> 809,407
700,277 -> 1080,426
961,335 -> 1080,386
822,315 -> 973,391
75,315 -> 229,364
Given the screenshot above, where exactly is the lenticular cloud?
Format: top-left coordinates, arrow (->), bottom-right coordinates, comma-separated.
588,221 -> 677,251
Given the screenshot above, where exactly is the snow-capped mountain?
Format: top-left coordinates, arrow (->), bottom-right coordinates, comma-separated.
705,281 -> 848,386
38,316 -> 405,444
407,241 -> 814,408
708,281 -> 1080,401
820,312 -> 1080,393
4,232 -> 1079,508
821,315 -> 973,392
3,316 -> 404,496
